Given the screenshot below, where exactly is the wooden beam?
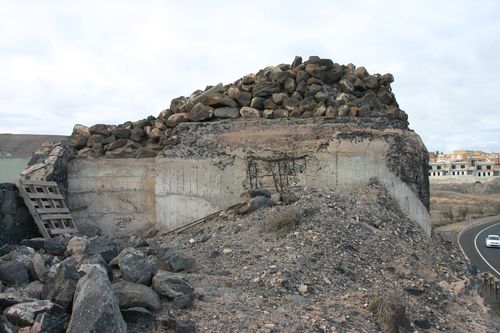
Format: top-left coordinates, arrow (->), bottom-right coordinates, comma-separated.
27,193 -> 64,200
40,214 -> 72,221
36,207 -> 70,214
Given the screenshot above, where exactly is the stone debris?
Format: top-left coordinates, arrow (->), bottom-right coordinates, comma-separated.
31,312 -> 65,333
3,300 -> 64,327
112,280 -> 160,312
146,183 -> 499,332
0,226 -> 200,332
20,56 -> 409,179
66,265 -> 126,333
0,184 -> 39,244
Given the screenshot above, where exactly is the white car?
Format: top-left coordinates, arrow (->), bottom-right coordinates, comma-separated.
485,235 -> 500,248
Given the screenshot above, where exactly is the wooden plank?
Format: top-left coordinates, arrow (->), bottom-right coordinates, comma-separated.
36,207 -> 70,214
15,179 -> 51,239
19,179 -> 58,187
27,193 -> 64,200
49,228 -> 79,235
16,177 -> 78,239
40,214 -> 72,221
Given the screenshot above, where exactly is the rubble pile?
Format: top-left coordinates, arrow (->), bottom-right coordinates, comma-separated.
65,56 -> 408,160
0,228 -> 200,332
1,185 -> 497,332
151,183 -> 499,332
0,184 -> 39,244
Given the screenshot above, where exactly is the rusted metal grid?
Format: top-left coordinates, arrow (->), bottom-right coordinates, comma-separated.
16,178 -> 78,238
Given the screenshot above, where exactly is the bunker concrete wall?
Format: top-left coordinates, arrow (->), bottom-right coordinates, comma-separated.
67,138 -> 431,236
155,158 -> 247,230
67,158 -> 156,235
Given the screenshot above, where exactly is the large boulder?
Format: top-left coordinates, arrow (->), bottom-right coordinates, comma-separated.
88,124 -> 110,137
0,261 -> 29,286
112,281 -> 160,311
109,248 -> 157,285
152,271 -> 194,309
203,93 -> 237,108
8,246 -> 35,269
188,103 -> 213,122
65,237 -> 89,257
121,307 -> 156,332
213,107 -> 240,119
154,247 -> 195,273
44,258 -> 80,311
3,300 -> 65,327
240,106 -> 260,118
0,292 -> 36,311
44,238 -> 66,257
86,236 -> 123,263
67,265 -> 127,333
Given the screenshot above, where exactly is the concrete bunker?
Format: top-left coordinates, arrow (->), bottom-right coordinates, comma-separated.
18,56 -> 432,236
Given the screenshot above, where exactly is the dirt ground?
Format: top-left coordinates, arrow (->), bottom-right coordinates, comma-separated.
430,178 -> 500,228
149,183 -> 499,332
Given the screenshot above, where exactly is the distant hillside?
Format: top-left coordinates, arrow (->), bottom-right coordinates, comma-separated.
0,133 -> 67,157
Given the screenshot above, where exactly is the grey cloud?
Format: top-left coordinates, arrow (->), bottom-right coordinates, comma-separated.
0,0 -> 499,152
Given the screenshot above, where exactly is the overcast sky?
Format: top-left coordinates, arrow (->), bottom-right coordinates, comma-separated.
0,0 -> 499,152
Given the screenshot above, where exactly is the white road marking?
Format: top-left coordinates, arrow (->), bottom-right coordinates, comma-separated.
473,222 -> 500,276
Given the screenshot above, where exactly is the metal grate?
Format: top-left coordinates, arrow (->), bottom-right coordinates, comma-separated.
16,178 -> 78,238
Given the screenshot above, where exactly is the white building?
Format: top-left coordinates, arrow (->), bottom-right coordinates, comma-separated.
429,159 -> 500,180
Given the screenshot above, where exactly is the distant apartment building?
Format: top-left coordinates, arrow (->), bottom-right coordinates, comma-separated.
428,150 -> 500,180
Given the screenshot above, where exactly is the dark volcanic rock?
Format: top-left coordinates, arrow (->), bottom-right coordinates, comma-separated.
238,196 -> 276,214
122,307 -> 155,331
89,124 -> 110,137
0,261 -> 29,286
189,103 -> 213,122
213,107 -> 240,119
159,315 -> 197,333
155,247 -> 195,273
86,236 -> 123,263
252,82 -> 280,97
0,244 -> 15,256
44,238 -> 65,256
112,280 -> 160,311
45,258 -> 80,311
0,184 -> 40,244
114,128 -> 131,139
0,314 -> 17,333
31,312 -> 65,333
247,188 -> 272,198
67,265 -> 126,333
20,238 -> 45,251
0,292 -> 36,311
4,300 -> 65,327
130,128 -> 145,142
152,270 -> 194,308
203,94 -> 237,108
110,247 -> 157,285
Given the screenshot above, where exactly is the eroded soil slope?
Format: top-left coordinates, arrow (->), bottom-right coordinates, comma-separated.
153,184 -> 498,332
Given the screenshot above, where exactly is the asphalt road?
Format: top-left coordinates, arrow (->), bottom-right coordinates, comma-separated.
459,218 -> 500,279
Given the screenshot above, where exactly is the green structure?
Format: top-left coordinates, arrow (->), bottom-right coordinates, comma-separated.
0,134 -> 67,183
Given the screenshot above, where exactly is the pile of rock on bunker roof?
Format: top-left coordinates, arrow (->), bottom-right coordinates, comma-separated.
66,55 -> 409,159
